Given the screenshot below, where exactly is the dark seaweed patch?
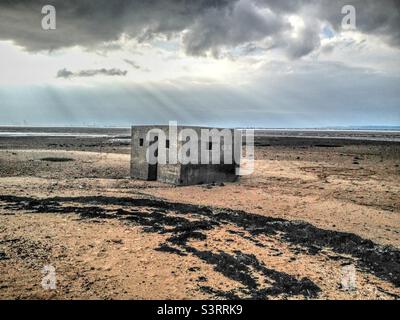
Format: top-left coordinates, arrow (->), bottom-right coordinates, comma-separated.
314,144 -> 343,148
0,251 -> 8,260
0,194 -> 399,295
39,157 -> 75,162
188,249 -> 320,299
155,244 -> 187,256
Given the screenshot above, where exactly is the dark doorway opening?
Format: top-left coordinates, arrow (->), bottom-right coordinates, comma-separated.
148,136 -> 158,180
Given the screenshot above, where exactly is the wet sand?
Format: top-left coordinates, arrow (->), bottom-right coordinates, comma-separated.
0,129 -> 399,299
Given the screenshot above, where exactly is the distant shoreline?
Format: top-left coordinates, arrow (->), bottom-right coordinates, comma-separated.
0,126 -> 399,142
1,125 -> 399,131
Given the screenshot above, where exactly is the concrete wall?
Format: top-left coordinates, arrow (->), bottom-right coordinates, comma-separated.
131,126 -> 182,184
131,125 -> 239,185
131,126 -> 150,180
177,126 -> 238,185
180,164 -> 237,185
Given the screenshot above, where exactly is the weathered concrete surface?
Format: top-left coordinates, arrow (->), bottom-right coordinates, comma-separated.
131,126 -> 181,184
131,125 -> 238,185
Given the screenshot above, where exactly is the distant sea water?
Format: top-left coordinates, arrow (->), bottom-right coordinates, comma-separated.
239,127 -> 400,142
0,132 -> 113,138
0,127 -> 130,138
0,126 -> 399,142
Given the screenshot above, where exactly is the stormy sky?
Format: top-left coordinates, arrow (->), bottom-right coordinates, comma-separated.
0,0 -> 399,127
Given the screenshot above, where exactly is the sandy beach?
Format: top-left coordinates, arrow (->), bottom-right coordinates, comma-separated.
0,128 -> 399,300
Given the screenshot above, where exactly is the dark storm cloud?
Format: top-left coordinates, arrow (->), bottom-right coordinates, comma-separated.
182,0 -> 288,57
0,0 -> 234,51
56,68 -> 128,78
0,0 -> 399,57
